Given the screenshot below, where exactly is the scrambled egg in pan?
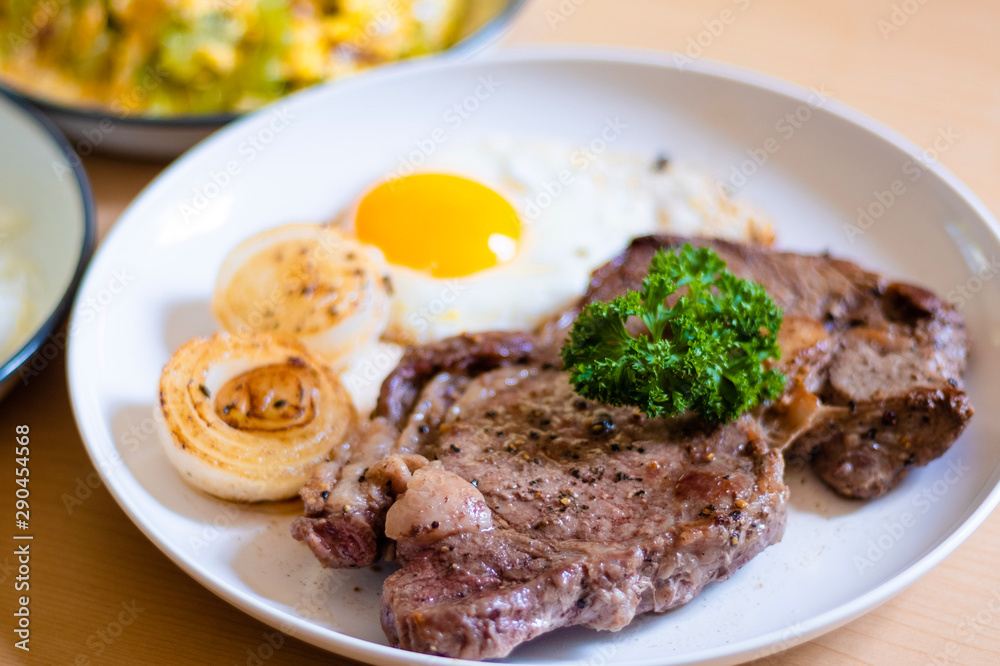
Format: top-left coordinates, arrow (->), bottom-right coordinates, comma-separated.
0,0 -> 465,115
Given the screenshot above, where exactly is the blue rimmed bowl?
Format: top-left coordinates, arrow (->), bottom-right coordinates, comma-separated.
0,92 -> 96,400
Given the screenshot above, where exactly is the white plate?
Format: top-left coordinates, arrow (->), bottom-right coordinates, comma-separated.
67,49 -> 1000,665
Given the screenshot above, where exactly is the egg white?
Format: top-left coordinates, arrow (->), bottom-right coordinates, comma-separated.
348,137 -> 770,344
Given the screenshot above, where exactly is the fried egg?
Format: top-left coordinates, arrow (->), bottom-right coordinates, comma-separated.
338,138 -> 771,344
210,139 -> 771,412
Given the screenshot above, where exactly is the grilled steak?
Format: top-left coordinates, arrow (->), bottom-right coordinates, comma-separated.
576,236 -> 972,499
379,367 -> 786,658
292,234 -> 972,659
297,359 -> 788,659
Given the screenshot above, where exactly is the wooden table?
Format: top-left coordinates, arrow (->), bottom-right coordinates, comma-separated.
3,0 -> 999,663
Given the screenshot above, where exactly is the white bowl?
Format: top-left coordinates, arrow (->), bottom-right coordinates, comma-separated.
66,49 -> 1000,665
0,93 -> 95,400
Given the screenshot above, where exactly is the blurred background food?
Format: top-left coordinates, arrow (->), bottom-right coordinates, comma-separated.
0,0 -> 471,116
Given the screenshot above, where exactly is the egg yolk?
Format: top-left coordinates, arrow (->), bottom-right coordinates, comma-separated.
354,174 -> 520,278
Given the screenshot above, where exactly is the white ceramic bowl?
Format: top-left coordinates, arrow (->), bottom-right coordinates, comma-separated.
0,93 -> 95,400
0,0 -> 526,162
66,49 -> 1000,665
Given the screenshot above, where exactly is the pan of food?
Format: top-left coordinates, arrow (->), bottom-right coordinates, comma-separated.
0,0 -> 525,160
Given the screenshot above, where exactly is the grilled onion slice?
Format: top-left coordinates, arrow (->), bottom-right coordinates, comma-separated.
212,224 -> 390,367
159,332 -> 355,502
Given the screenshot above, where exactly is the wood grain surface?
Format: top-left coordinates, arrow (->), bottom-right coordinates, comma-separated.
2,0 -> 999,664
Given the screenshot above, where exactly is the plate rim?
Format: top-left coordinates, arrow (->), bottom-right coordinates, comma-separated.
66,46 -> 1000,666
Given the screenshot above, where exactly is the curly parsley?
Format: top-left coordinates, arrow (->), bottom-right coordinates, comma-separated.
561,244 -> 786,423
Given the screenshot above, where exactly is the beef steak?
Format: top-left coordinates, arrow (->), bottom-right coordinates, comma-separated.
575,236 -> 972,498
292,234 -> 972,659
299,362 -> 787,659
380,367 -> 786,658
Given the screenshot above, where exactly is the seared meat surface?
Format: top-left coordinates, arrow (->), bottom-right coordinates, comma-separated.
292,235 -> 972,659
579,236 -> 971,499
298,361 -> 787,659
381,367 -> 785,658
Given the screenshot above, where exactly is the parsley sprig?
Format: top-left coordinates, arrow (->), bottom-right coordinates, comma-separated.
561,244 -> 786,423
